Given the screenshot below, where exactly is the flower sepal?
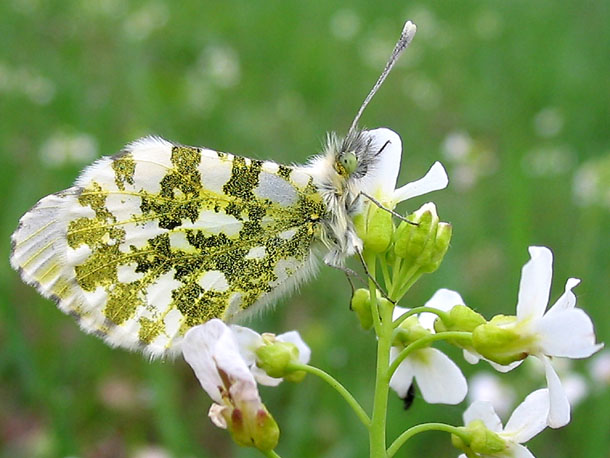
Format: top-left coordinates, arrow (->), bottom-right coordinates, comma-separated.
472,315 -> 533,366
222,399 -> 280,451
452,420 -> 507,456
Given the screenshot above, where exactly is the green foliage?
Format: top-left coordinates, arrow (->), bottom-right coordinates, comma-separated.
1,1 -> 608,457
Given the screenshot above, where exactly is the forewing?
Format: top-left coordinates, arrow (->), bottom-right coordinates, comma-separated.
11,137 -> 325,357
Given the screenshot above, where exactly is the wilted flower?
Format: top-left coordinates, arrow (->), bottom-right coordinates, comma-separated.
182,320 -> 280,451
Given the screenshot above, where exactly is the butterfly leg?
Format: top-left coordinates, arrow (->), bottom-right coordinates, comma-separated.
360,192 -> 418,226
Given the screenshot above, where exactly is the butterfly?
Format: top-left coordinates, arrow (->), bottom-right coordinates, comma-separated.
10,21 -> 445,357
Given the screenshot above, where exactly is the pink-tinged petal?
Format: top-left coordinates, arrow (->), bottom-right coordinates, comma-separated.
230,324 -> 263,366
536,308 -> 603,358
277,330 -> 311,365
183,320 -> 257,404
208,403 -> 229,429
411,348 -> 467,404
359,128 -> 402,199
516,247 -> 553,321
392,161 -> 449,203
389,347 -> 415,398
505,443 -> 537,458
504,389 -> 549,443
463,400 -> 503,432
419,288 -> 466,330
544,278 -> 580,317
541,356 -> 570,428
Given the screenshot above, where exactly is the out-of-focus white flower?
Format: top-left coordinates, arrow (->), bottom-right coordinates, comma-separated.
521,146 -> 575,177
389,290 -> 468,405
572,153 -> 610,209
39,131 -> 98,167
533,107 -> 564,138
441,131 -> 498,190
456,389 -> 551,458
589,350 -> 610,386
198,44 -> 241,88
123,3 -> 168,41
468,372 -> 517,418
470,246 -> 603,427
330,9 -> 361,40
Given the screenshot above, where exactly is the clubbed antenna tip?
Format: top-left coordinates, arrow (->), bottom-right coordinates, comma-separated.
348,20 -> 417,136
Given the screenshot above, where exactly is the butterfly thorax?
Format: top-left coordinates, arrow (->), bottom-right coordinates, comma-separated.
299,130 -> 380,266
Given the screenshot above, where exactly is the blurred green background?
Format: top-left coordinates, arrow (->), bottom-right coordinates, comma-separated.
1,0 -> 608,457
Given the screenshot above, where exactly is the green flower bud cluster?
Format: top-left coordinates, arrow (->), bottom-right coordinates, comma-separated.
354,201 -> 452,301
393,202 -> 452,273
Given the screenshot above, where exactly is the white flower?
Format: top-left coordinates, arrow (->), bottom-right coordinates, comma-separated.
468,372 -> 517,418
230,325 -> 311,386
360,128 -> 449,207
459,389 -> 551,458
389,291 -> 468,405
182,319 -> 266,428
472,246 -> 603,428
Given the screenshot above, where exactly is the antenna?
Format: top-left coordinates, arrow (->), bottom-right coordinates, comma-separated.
348,20 -> 417,136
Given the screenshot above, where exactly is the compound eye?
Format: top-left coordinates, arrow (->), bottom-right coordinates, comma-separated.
340,151 -> 359,175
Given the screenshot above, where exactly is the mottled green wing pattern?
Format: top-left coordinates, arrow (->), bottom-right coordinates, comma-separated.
11,137 -> 325,357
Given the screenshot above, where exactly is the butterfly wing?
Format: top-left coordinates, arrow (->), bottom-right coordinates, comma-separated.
11,137 -> 325,357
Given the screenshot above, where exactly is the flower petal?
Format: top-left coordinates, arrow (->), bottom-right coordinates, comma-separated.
359,128 -> 403,199
230,324 -> 263,366
389,347 -> 415,398
419,288 -> 465,330
516,246 -> 553,321
277,330 -> 311,364
541,355 -> 570,428
504,389 -> 549,443
544,278 -> 580,316
536,308 -> 603,358
411,348 -> 467,404
505,443 -> 537,458
392,161 -> 449,204
463,400 -> 503,432
208,403 -> 229,429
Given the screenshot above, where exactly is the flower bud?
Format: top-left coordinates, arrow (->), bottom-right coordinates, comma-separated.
351,288 -> 374,330
256,341 -> 305,381
354,206 -> 394,254
393,315 -> 431,346
451,420 -> 506,456
228,402 -> 280,451
393,203 -> 451,273
434,305 -> 486,348
472,315 -> 532,366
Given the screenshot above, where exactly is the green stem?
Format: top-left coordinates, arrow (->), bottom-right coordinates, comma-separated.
367,251 -> 393,458
261,449 -> 282,458
290,364 -> 370,427
387,423 -> 468,457
392,306 -> 450,329
387,331 -> 472,379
